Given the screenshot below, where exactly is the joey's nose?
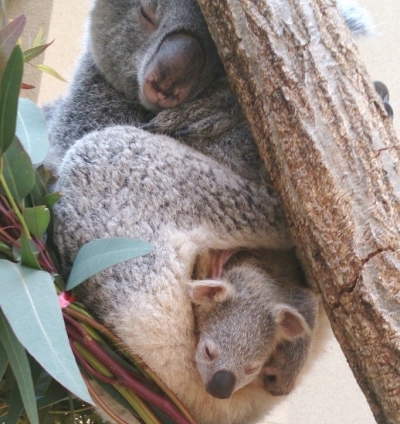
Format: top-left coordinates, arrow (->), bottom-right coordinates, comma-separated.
142,33 -> 204,109
206,370 -> 236,399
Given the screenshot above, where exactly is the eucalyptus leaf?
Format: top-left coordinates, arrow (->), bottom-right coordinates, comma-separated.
33,63 -> 67,82
3,368 -> 24,424
0,45 -> 24,154
0,15 -> 26,78
40,192 -> 61,209
0,310 -> 39,424
66,238 -> 153,290
0,336 -> 8,380
33,26 -> 44,48
23,41 -> 53,63
0,260 -> 93,405
16,98 -> 50,165
1,136 -> 35,202
29,165 -> 52,206
20,234 -> 41,270
23,206 -> 50,238
36,378 -> 69,409
34,368 -> 53,399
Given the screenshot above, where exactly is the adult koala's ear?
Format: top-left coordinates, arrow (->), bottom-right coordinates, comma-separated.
273,304 -> 312,341
187,280 -> 235,307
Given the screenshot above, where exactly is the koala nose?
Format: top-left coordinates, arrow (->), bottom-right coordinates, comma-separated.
206,370 -> 236,399
142,33 -> 204,109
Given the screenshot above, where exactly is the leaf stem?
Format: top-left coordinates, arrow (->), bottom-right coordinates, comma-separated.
66,321 -> 192,424
81,375 -> 131,424
64,305 -> 196,423
0,241 -> 13,258
0,171 -> 31,240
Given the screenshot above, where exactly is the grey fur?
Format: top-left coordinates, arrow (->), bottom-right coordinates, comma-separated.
191,249 -> 318,399
54,126 -> 293,423
47,0 -> 375,420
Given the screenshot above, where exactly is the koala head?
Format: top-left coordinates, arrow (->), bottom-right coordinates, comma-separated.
188,265 -> 314,399
89,0 -> 224,110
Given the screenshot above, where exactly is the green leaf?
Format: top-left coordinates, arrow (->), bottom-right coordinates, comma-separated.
23,40 -> 54,63
16,98 -> 50,165
3,367 -> 24,424
0,336 -> 8,380
66,238 -> 153,290
33,63 -> 67,82
0,45 -> 24,154
33,26 -> 44,48
40,192 -> 61,208
0,309 -> 39,424
20,234 -> 41,270
0,261 -> 93,405
23,206 -> 50,238
1,136 -> 35,202
0,15 -> 26,78
0,241 -> 12,259
29,166 -> 52,206
36,378 -> 69,409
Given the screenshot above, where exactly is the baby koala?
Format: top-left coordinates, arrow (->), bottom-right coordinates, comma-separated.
190,248 -> 319,399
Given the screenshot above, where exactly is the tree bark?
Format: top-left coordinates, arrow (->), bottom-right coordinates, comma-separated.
196,0 -> 400,423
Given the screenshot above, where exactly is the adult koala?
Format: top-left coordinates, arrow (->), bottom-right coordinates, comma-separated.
45,0 -> 225,171
47,0 -> 379,422
44,0 -> 375,173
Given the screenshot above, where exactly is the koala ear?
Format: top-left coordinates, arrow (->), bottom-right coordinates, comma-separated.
187,279 -> 235,306
273,305 -> 311,340
208,248 -> 241,278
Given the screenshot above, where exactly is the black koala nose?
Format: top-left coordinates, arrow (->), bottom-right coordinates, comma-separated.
206,370 -> 236,399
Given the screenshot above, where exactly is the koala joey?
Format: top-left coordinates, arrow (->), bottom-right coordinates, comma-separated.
190,248 -> 318,400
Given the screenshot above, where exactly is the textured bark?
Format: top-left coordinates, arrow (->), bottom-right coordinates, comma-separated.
197,0 -> 400,423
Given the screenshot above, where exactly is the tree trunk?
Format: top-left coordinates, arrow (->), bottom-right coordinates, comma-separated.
196,0 -> 400,423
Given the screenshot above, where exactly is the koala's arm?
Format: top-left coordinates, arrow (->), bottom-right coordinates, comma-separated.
54,125 -> 293,264
44,52 -> 147,173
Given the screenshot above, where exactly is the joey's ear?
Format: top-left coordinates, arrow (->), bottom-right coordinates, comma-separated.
273,305 -> 311,340
187,279 -> 235,306
209,248 -> 241,278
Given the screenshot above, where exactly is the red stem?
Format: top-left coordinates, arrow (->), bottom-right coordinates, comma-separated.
67,324 -> 191,424
70,342 -> 118,385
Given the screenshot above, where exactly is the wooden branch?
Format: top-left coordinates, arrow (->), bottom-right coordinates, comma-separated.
197,0 -> 400,422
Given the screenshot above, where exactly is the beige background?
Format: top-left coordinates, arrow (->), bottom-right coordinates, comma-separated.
7,1 -> 399,423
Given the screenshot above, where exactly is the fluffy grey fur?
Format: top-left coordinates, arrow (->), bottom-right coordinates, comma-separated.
47,1 -> 376,422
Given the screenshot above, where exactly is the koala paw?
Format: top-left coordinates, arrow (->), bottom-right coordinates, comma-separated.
140,77 -> 245,140
374,81 -> 394,119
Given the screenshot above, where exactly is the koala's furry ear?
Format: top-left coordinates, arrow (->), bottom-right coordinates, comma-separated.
187,279 -> 235,306
273,305 -> 312,340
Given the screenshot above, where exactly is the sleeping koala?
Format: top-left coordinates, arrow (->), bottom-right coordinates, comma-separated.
47,0 -> 383,421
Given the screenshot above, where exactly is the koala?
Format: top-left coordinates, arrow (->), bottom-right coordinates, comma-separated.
54,126 -> 294,424
190,248 -> 319,399
44,0 -> 224,172
46,0 -> 381,421
44,0 -> 376,174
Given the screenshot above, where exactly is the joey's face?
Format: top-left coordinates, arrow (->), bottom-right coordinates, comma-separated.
195,335 -> 267,399
90,0 -> 223,108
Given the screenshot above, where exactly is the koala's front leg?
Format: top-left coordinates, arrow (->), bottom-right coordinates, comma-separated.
55,126 -> 293,254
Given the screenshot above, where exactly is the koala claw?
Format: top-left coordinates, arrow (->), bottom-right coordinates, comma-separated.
373,81 -> 394,119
